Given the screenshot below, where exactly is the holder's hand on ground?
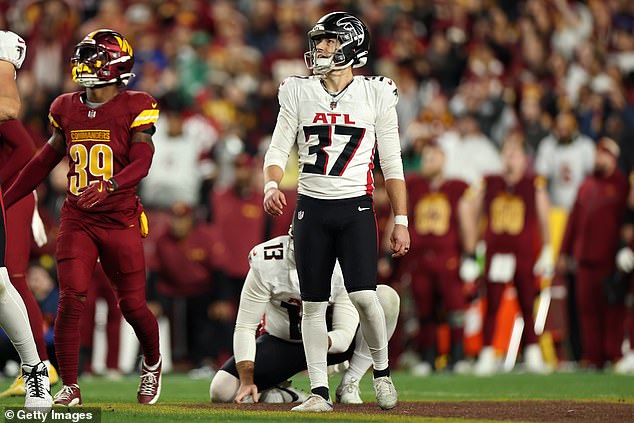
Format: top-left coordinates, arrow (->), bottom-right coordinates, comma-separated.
234,383 -> 259,404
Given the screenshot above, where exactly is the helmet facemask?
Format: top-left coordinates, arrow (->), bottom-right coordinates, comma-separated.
305,32 -> 351,75
71,31 -> 135,88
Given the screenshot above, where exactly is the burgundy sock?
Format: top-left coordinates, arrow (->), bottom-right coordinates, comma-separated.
54,295 -> 86,385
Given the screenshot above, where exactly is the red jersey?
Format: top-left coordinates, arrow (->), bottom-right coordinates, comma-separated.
483,174 -> 543,254
560,170 -> 628,265
407,175 -> 468,253
48,90 -> 159,228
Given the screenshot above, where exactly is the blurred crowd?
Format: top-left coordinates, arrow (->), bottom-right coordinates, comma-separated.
0,0 -> 633,378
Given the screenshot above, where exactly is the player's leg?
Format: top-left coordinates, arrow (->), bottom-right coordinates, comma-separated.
53,221 -> 100,406
0,194 -> 56,402
514,262 -> 547,373
474,255 -> 506,376
99,225 -> 160,403
337,285 -> 400,404
96,265 -> 122,375
5,194 -> 48,362
441,263 -> 468,372
292,196 -> 336,411
336,196 -> 396,410
410,266 -> 436,375
210,333 -> 308,403
575,265 -> 604,368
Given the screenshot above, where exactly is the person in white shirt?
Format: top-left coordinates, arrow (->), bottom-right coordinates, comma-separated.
208,234 -> 399,405
0,30 -> 52,410
262,12 -> 409,412
535,111 -> 595,210
438,112 -> 503,185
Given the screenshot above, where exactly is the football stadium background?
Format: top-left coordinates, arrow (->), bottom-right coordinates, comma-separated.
1,0 -> 634,421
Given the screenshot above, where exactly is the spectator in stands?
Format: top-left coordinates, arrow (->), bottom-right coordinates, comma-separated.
535,111 -> 595,209
141,91 -> 217,209
438,111 -> 502,185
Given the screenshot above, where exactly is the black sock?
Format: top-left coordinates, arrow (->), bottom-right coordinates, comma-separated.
374,367 -> 390,378
311,386 -> 329,401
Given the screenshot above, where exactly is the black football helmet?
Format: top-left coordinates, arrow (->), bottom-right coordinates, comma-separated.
304,12 -> 370,74
71,29 -> 134,88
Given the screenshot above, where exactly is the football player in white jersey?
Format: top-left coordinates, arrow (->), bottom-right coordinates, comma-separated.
208,234 -> 400,406
0,30 -> 52,410
263,11 -> 409,412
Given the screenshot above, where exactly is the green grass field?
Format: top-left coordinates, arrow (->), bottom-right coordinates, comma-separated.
1,372 -> 633,422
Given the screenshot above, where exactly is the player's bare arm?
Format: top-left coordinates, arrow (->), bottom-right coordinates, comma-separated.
385,178 -> 410,257
263,164 -> 287,216
0,61 -> 20,121
235,361 -> 259,403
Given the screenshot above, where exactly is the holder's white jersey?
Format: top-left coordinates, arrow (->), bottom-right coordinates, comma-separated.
233,235 -> 359,363
264,75 -> 404,200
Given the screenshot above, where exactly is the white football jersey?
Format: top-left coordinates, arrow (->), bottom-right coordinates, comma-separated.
264,75 -> 404,200
245,235 -> 354,342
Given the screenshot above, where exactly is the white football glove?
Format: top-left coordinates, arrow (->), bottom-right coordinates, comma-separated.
31,191 -> 47,247
533,244 -> 554,278
0,31 -> 26,69
616,247 -> 634,273
459,255 -> 480,283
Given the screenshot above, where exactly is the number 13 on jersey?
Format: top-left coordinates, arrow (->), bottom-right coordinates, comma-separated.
69,143 -> 114,195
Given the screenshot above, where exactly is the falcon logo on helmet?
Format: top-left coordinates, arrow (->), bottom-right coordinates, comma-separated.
304,12 -> 370,75
71,29 -> 135,88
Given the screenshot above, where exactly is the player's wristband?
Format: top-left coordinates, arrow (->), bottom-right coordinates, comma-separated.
394,215 -> 408,228
264,181 -> 278,194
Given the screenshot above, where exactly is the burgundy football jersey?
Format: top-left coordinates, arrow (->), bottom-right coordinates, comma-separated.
407,175 -> 468,253
48,90 -> 159,228
483,174 -> 543,253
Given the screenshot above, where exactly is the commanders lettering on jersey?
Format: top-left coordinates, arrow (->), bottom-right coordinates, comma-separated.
490,193 -> 525,235
414,193 -> 451,236
70,129 -> 111,142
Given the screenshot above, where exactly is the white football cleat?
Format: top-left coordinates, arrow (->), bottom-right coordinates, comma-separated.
614,352 -> 634,374
373,376 -> 397,410
23,362 -> 52,410
291,394 -> 333,412
411,361 -> 433,377
452,360 -> 473,375
524,344 -> 549,374
474,346 -> 500,376
335,377 -> 362,404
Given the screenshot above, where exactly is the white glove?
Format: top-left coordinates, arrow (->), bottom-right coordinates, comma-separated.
459,255 -> 480,283
533,244 -> 554,278
0,31 -> 26,69
31,192 -> 47,247
616,247 -> 634,273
